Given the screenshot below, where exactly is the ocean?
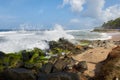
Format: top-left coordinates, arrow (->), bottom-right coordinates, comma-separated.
0,26 -> 111,53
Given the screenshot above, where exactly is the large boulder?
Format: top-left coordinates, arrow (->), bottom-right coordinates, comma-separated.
52,56 -> 76,72
3,68 -> 36,80
41,55 -> 88,74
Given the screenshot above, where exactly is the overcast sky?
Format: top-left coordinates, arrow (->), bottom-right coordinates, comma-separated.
0,0 -> 120,29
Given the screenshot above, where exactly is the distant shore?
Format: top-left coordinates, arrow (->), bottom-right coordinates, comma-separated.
93,29 -> 120,33
92,29 -> 120,41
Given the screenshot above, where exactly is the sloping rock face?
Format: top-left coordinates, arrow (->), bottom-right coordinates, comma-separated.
95,46 -> 120,80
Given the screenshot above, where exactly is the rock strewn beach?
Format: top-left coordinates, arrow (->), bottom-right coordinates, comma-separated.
0,33 -> 120,80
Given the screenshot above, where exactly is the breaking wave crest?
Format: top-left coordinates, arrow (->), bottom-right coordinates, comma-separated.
0,24 -> 74,53
0,24 -> 112,53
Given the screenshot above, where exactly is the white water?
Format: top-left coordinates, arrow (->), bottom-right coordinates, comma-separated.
0,24 -> 112,53
67,30 -> 112,40
0,24 -> 74,53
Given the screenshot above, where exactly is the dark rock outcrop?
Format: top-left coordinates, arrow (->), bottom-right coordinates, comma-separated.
4,68 -> 36,80
0,39 -> 89,80
49,38 -> 89,54
40,55 -> 88,80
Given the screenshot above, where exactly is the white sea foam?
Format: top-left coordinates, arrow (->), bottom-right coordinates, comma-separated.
67,30 -> 112,40
0,24 -> 74,53
0,24 -> 112,53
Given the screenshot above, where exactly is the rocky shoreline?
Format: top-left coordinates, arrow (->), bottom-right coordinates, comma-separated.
0,38 -> 120,80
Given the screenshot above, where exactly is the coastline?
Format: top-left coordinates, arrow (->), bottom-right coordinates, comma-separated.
92,28 -> 120,41
0,30 -> 120,80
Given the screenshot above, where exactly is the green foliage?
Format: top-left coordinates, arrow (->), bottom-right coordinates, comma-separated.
102,17 -> 120,29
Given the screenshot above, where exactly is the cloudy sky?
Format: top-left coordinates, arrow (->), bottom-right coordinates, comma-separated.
0,0 -> 120,29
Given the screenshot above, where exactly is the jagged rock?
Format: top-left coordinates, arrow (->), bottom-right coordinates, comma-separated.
45,54 -> 88,74
41,62 -> 53,74
53,56 -> 76,72
3,68 -> 36,80
49,38 -> 82,54
0,43 -> 89,80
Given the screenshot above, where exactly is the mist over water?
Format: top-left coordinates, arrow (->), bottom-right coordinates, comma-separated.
0,24 -> 111,53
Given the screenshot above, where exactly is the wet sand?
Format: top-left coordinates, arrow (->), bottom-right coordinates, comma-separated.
73,47 -> 113,77
108,32 -> 120,41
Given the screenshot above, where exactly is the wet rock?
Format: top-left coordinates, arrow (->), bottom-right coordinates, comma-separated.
4,68 -> 36,80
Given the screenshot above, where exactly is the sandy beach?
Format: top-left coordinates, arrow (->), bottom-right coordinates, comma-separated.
73,32 -> 120,77
108,32 -> 120,41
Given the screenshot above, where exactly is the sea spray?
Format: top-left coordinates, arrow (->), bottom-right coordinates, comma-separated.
0,24 -> 112,53
0,24 -> 74,53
